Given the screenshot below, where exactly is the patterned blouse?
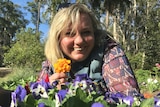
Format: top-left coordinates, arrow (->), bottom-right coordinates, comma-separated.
38,36 -> 140,96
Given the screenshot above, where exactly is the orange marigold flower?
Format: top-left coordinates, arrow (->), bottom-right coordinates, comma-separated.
53,58 -> 71,73
143,92 -> 153,99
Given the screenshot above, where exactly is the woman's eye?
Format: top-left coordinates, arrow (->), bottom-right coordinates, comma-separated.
65,32 -> 71,35
65,32 -> 76,37
82,31 -> 91,35
64,31 -> 91,37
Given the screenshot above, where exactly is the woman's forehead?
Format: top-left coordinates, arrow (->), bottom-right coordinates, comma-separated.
66,13 -> 92,26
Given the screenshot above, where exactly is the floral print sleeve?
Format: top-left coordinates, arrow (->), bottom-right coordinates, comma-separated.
37,60 -> 53,81
102,45 -> 140,95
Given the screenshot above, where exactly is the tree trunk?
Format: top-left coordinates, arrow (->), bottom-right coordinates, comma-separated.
133,0 -> 139,53
105,9 -> 109,29
36,1 -> 40,33
141,51 -> 145,68
113,16 -> 119,42
36,1 -> 41,40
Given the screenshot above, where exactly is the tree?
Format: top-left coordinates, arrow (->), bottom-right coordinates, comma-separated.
143,0 -> 160,69
125,0 -> 160,69
0,0 -> 28,66
103,0 -> 131,42
3,28 -> 45,70
25,0 -> 45,40
41,0 -> 67,24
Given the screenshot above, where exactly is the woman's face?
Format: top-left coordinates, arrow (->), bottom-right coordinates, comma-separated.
60,13 -> 95,62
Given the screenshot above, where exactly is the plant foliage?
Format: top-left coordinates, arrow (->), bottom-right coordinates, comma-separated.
3,28 -> 45,70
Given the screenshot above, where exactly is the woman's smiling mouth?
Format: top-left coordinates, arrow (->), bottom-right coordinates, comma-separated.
74,47 -> 84,51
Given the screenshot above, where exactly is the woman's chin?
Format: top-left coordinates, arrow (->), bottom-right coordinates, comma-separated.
72,55 -> 88,62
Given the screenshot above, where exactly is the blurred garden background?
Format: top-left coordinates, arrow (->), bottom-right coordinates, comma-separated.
0,0 -> 160,95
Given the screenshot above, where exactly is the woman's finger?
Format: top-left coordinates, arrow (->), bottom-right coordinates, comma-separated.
49,72 -> 67,84
59,78 -> 67,83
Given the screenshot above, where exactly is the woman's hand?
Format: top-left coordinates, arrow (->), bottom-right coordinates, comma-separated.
49,72 -> 68,89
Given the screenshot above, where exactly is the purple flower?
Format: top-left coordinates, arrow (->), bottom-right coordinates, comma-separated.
57,89 -> 68,102
154,97 -> 160,107
38,103 -> 45,107
30,80 -> 52,92
112,92 -> 126,98
104,92 -> 117,103
40,80 -> 53,91
74,74 -> 88,82
37,80 -> 53,91
30,81 -> 49,99
91,102 -> 105,107
15,85 -> 27,102
30,82 -> 41,99
74,74 -> 90,90
122,96 -> 134,106
55,89 -> 68,107
110,92 -> 126,103
75,80 -> 87,90
10,92 -> 17,107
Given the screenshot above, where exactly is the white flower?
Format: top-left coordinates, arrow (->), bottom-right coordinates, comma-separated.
147,78 -> 153,83
153,79 -> 158,84
134,97 -> 141,106
31,84 -> 49,98
55,93 -> 60,107
156,100 -> 160,106
10,92 -> 17,107
75,80 -> 87,90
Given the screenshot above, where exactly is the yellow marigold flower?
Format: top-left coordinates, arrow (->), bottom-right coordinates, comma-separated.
53,58 -> 71,73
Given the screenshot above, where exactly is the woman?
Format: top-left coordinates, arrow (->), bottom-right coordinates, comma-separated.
38,3 -> 140,95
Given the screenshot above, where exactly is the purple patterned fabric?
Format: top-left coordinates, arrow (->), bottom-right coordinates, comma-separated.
37,60 -> 53,82
102,45 -> 139,95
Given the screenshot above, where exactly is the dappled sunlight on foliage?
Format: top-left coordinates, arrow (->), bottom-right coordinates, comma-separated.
3,28 -> 45,70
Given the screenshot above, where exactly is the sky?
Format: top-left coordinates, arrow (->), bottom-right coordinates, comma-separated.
11,0 -> 49,40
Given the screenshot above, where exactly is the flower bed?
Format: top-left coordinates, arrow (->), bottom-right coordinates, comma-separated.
9,60 -> 160,107
10,73 -> 160,107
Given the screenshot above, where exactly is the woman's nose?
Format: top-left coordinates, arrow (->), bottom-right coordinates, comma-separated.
74,33 -> 84,44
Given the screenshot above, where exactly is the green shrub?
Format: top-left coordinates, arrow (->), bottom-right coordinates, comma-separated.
134,69 -> 150,83
126,52 -> 143,70
3,28 -> 45,70
134,68 -> 160,93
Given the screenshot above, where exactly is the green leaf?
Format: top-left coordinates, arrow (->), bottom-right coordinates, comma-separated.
140,98 -> 154,107
62,96 -> 90,107
47,88 -> 57,99
25,94 -> 37,105
94,96 -> 105,102
38,98 -> 55,107
117,104 -> 128,107
94,96 -> 111,107
76,88 -> 91,103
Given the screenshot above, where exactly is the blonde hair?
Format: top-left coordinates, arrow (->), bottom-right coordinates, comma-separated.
45,3 -> 102,65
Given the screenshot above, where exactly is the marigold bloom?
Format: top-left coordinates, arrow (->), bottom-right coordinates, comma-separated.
143,92 -> 153,99
53,58 -> 71,73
